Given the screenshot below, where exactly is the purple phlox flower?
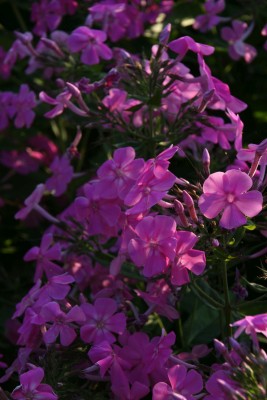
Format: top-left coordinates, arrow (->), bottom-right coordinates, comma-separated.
178,344 -> 211,362
75,182 -> 121,237
0,348 -> 31,384
31,0 -> 63,36
80,298 -> 126,344
96,146 -> 145,200
262,24 -> 267,51
110,360 -> 149,400
205,369 -> 243,400
221,20 -> 257,63
199,116 -> 237,150
8,84 -> 36,128
68,26 -> 112,65
45,155 -> 74,196
27,134 -> 58,166
13,280 -> 42,319
102,88 -> 141,126
128,215 -> 177,277
11,366 -> 58,400
153,364 -> 203,400
198,169 -> 263,229
88,3 -> 129,42
171,231 -> 206,286
231,314 -> 267,348
24,233 -> 62,282
40,301 -> 85,346
193,0 -> 226,32
39,89 -> 87,118
168,36 -> 214,60
59,0 -> 77,15
15,184 -> 45,221
124,166 -> 176,214
136,279 -> 179,320
0,149 -> 40,174
42,273 -> 75,300
0,46 -> 11,79
65,253 -> 93,291
149,331 -> 176,373
0,92 -> 14,130
17,308 -> 43,348
88,340 -> 130,378
3,38 -> 31,73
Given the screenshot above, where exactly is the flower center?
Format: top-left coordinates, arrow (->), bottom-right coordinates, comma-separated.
226,193 -> 235,203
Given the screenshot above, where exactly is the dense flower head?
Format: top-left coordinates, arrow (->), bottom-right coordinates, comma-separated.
199,169 -> 263,229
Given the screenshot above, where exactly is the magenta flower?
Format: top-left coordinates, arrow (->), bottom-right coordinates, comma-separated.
171,231 -> 206,286
221,20 -> 257,63
40,301 -> 85,346
80,298 -> 126,344
68,26 -> 112,65
45,155 -> 74,196
153,365 -> 203,400
11,366 -> 58,399
39,90 -> 87,118
205,369 -> 242,400
198,170 -> 263,229
168,36 -> 214,60
231,313 -> 267,347
194,0 -> 226,32
128,215 -> 177,277
8,84 -> 36,128
96,146 -> 145,200
24,233 -> 62,282
15,184 -> 45,220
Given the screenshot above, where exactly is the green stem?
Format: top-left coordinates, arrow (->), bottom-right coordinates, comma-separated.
11,2 -> 27,31
222,260 -> 232,338
191,280 -> 223,309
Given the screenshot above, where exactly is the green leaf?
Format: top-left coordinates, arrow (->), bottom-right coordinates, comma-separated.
242,278 -> 267,293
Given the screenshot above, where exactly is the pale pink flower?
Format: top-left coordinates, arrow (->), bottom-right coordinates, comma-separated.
198,170 -> 263,229
128,215 -> 177,277
221,20 -> 257,63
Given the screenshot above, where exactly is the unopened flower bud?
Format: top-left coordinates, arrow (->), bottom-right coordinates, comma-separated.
202,148 -> 210,176
159,23 -> 171,46
211,238 -> 220,247
41,38 -> 65,58
14,31 -> 33,44
174,200 -> 189,227
183,191 -> 198,223
198,89 -> 215,113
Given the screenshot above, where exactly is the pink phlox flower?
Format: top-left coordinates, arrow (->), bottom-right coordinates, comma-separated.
153,365 -> 203,400
24,233 -> 62,282
80,298 -> 126,344
177,134 -> 206,160
11,366 -> 58,400
17,308 -> 43,348
149,331 -> 176,373
198,169 -> 263,229
15,184 -> 45,220
221,20 -> 257,63
147,145 -> 179,179
226,109 -> 244,151
10,84 -> 36,128
75,182 -> 121,237
3,38 -> 31,74
96,146 -> 145,200
197,54 -> 247,113
199,116 -> 237,150
94,275 -> 133,303
193,0 -> 226,32
124,167 -> 176,214
170,231 -> 206,286
237,139 -> 267,182
45,155 -> 74,196
0,348 -> 31,384
68,26 -> 112,65
231,314 -> 267,346
39,90 -> 87,118
27,134 -> 58,166
168,36 -> 214,60
40,301 -> 85,346
136,279 -> 180,320
65,253 -> 93,291
128,215 -> 177,277
88,3 -> 129,42
31,0 -> 63,36
88,340 -> 130,378
102,88 -> 142,126
13,280 -> 42,319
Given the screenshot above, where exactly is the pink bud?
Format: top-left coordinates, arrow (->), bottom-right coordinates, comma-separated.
159,23 -> 171,45
202,148 -> 210,176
